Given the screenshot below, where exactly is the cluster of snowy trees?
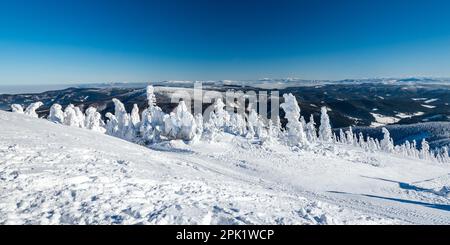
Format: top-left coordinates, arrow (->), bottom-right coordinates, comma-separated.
334,125 -> 450,163
12,101 -> 106,133
11,86 -> 449,163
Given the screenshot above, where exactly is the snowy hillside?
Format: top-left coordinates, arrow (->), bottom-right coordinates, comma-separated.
1,110 -> 450,224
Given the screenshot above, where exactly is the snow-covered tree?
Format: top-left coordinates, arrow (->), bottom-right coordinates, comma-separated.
380,127 -> 394,153
24,102 -> 43,118
403,140 -> 412,157
358,132 -> 366,149
130,104 -> 141,128
164,101 -> 197,141
203,98 -> 230,141
255,117 -> 267,141
105,112 -> 119,136
246,109 -> 260,139
84,107 -> 106,133
193,113 -> 204,141
300,116 -> 307,135
420,138 -> 430,160
367,137 -> 377,152
209,98 -> 230,130
353,134 -> 359,147
280,93 -> 307,146
48,104 -> 65,124
375,138 -> 381,151
267,116 -> 282,141
111,98 -> 136,141
228,112 -> 247,136
63,104 -> 80,127
439,147 -> 449,163
345,126 -> 354,145
11,104 -> 24,114
319,106 -> 333,143
305,114 -> 317,143
339,129 -> 346,144
146,85 -> 157,108
411,140 -> 419,158
140,85 -> 166,144
333,132 -> 339,144
74,106 -> 86,128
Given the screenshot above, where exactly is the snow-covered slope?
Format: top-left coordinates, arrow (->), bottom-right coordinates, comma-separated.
1,110 -> 449,224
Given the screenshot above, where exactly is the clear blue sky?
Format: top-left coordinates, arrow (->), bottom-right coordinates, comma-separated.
1,0 -> 450,85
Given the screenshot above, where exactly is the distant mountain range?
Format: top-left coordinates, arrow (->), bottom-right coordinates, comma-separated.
2,77 -> 450,94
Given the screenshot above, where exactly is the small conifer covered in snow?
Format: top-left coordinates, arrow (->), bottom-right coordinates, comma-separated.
319,106 -> 333,143
63,104 -> 81,127
203,98 -> 230,141
380,127 -> 394,153
140,85 -> 166,144
84,107 -> 106,133
305,114 -> 317,143
48,104 -> 65,124
24,102 -> 43,118
164,100 -> 197,141
280,93 -> 307,146
420,139 -> 430,160
11,104 -> 24,114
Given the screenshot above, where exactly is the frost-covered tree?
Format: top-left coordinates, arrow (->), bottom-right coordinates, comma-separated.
375,138 -> 381,151
228,112 -> 247,136
246,109 -> 260,139
358,132 -> 366,149
300,116 -> 307,134
209,98 -> 230,130
203,98 -> 230,141
24,102 -> 43,118
11,104 -> 24,114
130,104 -> 141,128
339,129 -> 346,144
367,137 -> 377,152
255,116 -> 267,141
305,114 -> 317,143
266,120 -> 276,143
380,127 -> 394,153
140,85 -> 166,144
397,143 -> 408,157
267,116 -> 282,141
48,104 -> 65,124
164,101 -> 197,141
63,104 -> 80,127
74,106 -> 86,128
112,98 -> 136,141
411,140 -> 419,158
333,132 -> 339,144
280,93 -> 307,146
146,85 -> 157,108
61,104 -> 85,128
345,126 -> 354,145
193,113 -> 204,141
105,112 -> 119,136
319,106 -> 333,143
420,139 -> 430,160
439,147 -> 449,163
84,107 -> 106,133
353,133 -> 359,147
404,140 -> 412,157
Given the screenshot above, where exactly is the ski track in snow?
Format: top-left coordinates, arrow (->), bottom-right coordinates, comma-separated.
1,111 -> 450,224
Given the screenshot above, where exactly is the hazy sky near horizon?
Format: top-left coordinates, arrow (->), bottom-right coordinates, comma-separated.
1,0 -> 450,85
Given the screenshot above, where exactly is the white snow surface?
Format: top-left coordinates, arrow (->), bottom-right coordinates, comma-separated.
1,111 -> 450,225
